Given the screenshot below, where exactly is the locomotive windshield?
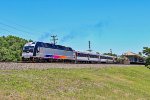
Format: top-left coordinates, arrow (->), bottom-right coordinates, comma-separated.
23,46 -> 34,53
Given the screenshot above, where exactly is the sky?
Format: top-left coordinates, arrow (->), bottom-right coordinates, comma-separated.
0,0 -> 150,55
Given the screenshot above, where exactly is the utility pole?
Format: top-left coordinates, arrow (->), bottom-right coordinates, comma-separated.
51,35 -> 58,45
87,41 -> 92,52
110,49 -> 112,56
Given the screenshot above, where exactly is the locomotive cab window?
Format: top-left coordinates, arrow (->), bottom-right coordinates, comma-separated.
23,46 -> 34,53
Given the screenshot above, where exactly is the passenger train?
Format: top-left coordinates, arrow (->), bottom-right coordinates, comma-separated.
22,42 -> 116,63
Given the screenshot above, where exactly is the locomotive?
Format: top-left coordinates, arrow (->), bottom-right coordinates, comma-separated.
22,42 -> 116,63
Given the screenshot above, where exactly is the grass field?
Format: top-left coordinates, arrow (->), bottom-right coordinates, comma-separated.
0,66 -> 150,100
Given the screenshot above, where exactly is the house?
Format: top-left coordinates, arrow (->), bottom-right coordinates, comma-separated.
123,51 -> 145,64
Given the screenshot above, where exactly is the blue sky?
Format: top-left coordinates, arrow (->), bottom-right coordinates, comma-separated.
0,0 -> 150,54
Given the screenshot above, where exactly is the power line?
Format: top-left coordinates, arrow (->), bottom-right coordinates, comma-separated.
0,22 -> 35,34
0,19 -> 57,42
0,26 -> 31,38
0,17 -> 39,33
0,18 -> 46,35
0,18 -> 55,40
0,27 -> 12,33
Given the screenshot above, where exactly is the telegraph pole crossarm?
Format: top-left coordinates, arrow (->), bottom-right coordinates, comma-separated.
51,35 -> 58,45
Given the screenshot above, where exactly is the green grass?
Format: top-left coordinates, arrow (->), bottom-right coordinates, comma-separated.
0,66 -> 150,100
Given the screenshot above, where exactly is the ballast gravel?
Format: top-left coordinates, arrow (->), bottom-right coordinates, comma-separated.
0,62 -> 143,70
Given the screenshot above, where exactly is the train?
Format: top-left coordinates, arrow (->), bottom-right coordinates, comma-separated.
22,42 -> 116,63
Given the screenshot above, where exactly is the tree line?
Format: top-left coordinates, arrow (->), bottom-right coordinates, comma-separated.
0,35 -> 32,61
143,47 -> 150,66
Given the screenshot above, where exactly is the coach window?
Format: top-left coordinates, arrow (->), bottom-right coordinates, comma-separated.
85,54 -> 88,57
86,54 -> 88,57
83,54 -> 85,57
101,56 -> 105,59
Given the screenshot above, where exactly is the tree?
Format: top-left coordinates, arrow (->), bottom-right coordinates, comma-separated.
143,47 -> 150,56
143,47 -> 150,66
138,52 -> 142,56
29,39 -> 33,42
0,35 -> 31,61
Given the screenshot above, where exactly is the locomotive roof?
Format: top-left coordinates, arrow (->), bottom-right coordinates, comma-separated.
35,41 -> 73,48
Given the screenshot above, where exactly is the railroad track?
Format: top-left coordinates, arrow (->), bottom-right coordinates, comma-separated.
0,62 -> 143,70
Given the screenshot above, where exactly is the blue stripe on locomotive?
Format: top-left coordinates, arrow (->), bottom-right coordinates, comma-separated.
45,54 -> 53,58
